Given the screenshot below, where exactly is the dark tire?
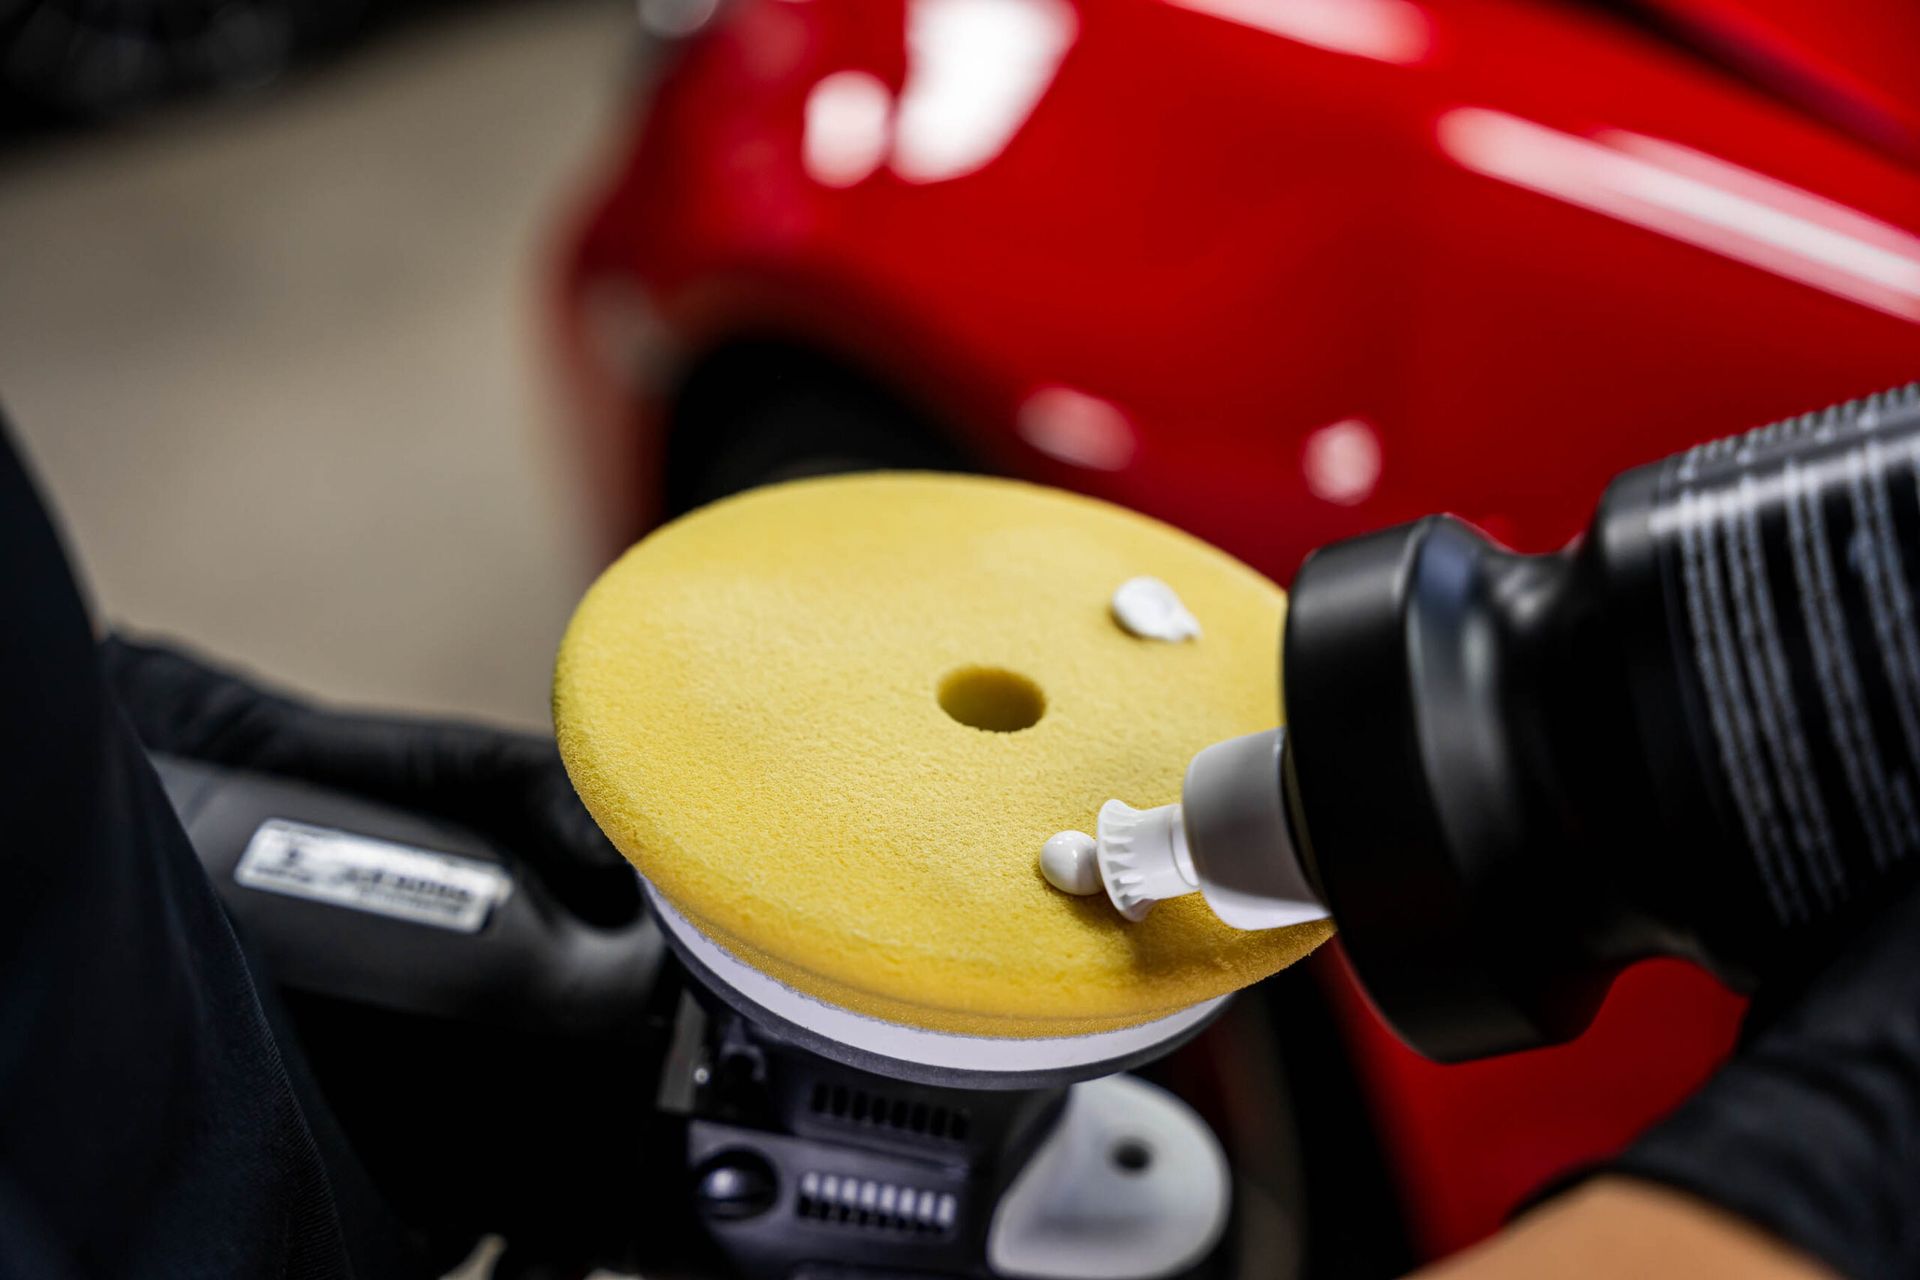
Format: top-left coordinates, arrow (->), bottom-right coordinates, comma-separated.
663,351 -> 975,516
0,0 -> 368,123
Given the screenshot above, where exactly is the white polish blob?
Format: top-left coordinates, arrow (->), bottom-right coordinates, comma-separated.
1111,576 -> 1201,642
1040,830 -> 1102,896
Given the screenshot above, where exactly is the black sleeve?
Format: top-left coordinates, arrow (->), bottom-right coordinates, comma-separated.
0,420 -> 413,1278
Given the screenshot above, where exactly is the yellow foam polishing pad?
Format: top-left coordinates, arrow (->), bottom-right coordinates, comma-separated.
554,473 -> 1331,1037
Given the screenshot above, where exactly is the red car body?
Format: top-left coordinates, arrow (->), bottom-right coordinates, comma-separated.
546,0 -> 1920,1260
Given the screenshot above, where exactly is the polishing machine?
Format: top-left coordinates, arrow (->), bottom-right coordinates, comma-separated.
158,756 -> 1250,1280
153,377 -> 1920,1276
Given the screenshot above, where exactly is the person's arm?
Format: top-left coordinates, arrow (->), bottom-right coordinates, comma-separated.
1417,1179 -> 1834,1280
0,419 -> 418,1276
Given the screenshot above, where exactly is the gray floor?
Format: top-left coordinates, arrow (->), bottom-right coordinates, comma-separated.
0,0 -> 638,729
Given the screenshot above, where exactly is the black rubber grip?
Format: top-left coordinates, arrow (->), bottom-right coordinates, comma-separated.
1655,383 -> 1920,929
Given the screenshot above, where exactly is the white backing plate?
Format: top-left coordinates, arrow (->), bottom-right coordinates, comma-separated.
645,883 -> 1223,1076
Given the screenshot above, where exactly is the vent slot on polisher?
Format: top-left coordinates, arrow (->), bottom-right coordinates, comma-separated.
795,1171 -> 958,1235
808,1082 -> 972,1142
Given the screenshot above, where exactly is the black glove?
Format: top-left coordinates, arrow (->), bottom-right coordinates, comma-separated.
100,632 -> 641,928
1600,888 -> 1920,1279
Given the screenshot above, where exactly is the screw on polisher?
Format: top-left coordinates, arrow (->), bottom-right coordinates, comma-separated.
1041,729 -> 1330,930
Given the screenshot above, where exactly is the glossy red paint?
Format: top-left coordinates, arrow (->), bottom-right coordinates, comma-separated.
1639,0 -> 1920,159
545,0 -> 1920,1258
1318,948 -> 1751,1254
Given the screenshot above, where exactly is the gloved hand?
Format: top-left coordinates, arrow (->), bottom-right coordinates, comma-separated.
1601,887 -> 1920,1279
102,633 -> 672,1277
100,632 -> 641,928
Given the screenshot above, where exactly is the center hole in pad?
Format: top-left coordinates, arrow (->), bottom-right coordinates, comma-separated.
938,666 -> 1046,732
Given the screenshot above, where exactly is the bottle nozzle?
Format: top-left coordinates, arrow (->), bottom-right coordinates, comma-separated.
1040,729 -> 1330,931
1093,799 -> 1201,919
1037,803 -> 1202,920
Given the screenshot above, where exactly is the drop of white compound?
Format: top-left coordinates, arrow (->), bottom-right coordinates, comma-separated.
1040,830 -> 1102,896
1111,576 -> 1201,642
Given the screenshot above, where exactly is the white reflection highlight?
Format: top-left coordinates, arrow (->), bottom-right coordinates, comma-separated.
1302,418 -> 1381,505
804,70 -> 893,188
1164,0 -> 1430,65
1438,107 -> 1920,322
1018,386 -> 1136,470
892,0 -> 1077,183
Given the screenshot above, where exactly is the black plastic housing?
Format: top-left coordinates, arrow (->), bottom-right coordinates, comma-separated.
1284,382 -> 1920,1061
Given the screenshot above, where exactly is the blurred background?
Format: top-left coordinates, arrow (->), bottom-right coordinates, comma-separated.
0,0 -> 634,729
5,0 -> 1920,1275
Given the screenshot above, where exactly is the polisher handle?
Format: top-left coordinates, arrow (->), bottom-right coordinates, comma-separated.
154,752 -> 664,1039
153,753 -> 692,1271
